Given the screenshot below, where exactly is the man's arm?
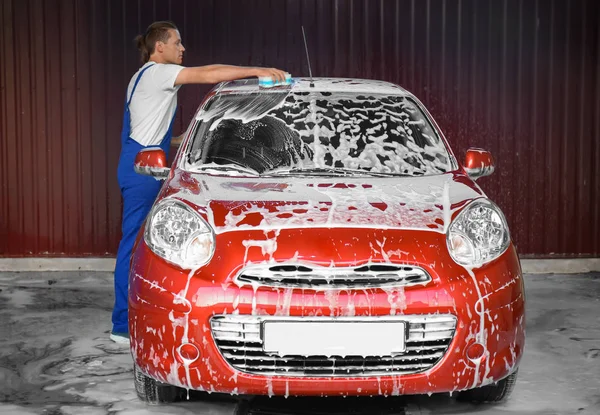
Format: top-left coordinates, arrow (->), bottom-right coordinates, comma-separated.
175,65 -> 287,86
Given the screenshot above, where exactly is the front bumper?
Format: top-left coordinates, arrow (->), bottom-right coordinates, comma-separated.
129,228 -> 525,396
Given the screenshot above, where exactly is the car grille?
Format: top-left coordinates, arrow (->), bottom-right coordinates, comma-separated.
234,263 -> 432,289
210,314 -> 456,377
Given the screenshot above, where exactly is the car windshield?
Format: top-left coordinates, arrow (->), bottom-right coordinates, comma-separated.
186,91 -> 452,177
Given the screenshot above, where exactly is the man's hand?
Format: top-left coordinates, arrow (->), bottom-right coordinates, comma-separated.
251,68 -> 287,83
171,134 -> 184,146
175,65 -> 288,86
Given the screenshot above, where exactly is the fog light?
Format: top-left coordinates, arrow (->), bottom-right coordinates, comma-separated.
177,343 -> 200,363
466,342 -> 485,361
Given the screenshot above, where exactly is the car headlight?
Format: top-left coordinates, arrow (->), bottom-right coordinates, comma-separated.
446,199 -> 510,267
144,199 -> 215,269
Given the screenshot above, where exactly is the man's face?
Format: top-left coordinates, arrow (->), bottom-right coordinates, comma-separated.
157,29 -> 185,65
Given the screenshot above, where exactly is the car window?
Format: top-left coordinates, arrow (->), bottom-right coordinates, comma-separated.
187,91 -> 452,176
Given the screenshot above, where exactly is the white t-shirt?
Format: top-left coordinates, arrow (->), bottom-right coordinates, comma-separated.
126,62 -> 185,146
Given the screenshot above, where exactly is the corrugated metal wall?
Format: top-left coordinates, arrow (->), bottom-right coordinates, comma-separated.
1,0 -> 599,257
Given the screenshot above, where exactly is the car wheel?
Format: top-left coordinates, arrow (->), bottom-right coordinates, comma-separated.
457,369 -> 518,403
133,364 -> 185,404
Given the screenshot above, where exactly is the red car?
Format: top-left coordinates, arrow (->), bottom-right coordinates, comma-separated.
129,78 -> 525,404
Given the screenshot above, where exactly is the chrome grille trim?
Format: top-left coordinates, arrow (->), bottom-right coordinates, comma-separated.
234,263 -> 432,289
211,314 -> 456,377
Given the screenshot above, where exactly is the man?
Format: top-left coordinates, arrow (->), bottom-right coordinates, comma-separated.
111,21 -> 287,344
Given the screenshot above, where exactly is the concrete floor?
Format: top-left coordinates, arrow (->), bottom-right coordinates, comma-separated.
0,271 -> 598,415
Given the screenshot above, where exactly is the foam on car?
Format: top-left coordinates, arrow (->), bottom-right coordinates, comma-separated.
196,88 -> 291,131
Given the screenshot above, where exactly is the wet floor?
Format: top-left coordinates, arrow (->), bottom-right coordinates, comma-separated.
0,271 -> 598,415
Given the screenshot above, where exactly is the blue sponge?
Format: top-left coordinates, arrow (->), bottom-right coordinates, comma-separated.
259,73 -> 292,88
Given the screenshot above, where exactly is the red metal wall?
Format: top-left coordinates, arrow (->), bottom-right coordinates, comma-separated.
1,0 -> 599,257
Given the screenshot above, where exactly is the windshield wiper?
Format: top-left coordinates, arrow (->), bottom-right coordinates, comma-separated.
268,167 -> 406,177
193,164 -> 259,176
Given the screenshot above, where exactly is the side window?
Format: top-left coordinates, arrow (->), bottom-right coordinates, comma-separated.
187,120 -> 210,165
180,119 -> 198,155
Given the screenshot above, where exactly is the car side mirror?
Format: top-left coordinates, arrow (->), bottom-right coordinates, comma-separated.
463,148 -> 495,181
134,148 -> 170,179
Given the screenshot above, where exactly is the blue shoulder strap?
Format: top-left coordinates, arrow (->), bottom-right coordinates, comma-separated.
127,63 -> 155,107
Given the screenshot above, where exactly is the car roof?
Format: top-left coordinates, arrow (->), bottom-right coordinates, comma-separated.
216,77 -> 411,96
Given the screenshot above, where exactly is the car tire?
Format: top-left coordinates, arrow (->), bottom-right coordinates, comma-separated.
457,369 -> 518,403
133,364 -> 185,404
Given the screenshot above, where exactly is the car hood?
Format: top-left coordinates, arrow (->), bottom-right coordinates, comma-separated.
164,171 -> 484,234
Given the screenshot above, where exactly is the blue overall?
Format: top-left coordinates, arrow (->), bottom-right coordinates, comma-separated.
112,63 -> 177,334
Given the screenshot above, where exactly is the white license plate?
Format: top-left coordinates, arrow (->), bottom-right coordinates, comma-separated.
262,321 -> 406,357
